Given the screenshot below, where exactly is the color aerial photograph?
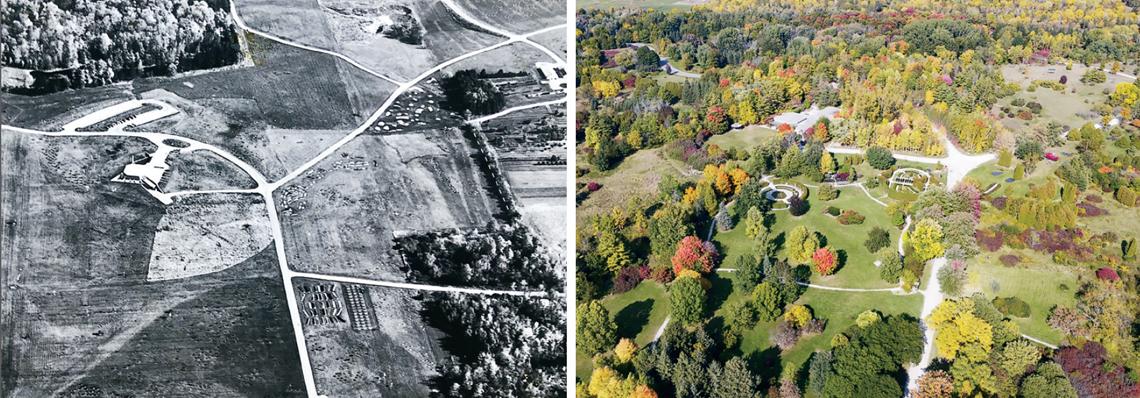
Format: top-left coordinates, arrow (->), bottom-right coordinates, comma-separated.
573,0 -> 1140,397
1,0 -> 568,397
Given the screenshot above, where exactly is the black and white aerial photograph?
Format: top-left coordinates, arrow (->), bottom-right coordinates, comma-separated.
0,0 -> 569,396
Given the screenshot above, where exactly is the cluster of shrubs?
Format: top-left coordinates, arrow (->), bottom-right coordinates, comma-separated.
665,135 -> 740,170
1000,97 -> 1044,120
788,196 -> 809,216
837,209 -> 865,225
992,296 -> 1031,318
864,227 -> 891,253
999,254 -> 1021,267
1076,201 -> 1108,217
612,264 -> 673,293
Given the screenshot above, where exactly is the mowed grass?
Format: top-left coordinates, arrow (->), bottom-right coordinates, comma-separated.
577,147 -> 696,224
963,141 -> 1077,197
715,187 -> 900,289
710,273 -> 922,374
997,63 -> 1128,131
964,249 -> 1079,345
576,281 -> 671,380
706,125 -> 780,151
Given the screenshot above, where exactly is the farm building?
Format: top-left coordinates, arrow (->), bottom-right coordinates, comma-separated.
535,61 -> 567,91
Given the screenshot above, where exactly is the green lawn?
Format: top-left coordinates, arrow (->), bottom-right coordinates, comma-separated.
706,125 -> 780,152
716,187 -> 901,289
964,250 -> 1078,345
576,281 -> 672,381
963,141 -> 1077,198
710,274 -> 922,374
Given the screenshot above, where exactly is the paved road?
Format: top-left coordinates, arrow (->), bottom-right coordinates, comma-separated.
467,98 -> 568,125
827,134 -> 995,190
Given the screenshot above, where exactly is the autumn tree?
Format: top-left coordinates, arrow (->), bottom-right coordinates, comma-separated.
907,218 -> 945,262
913,370 -> 954,398
784,304 -> 813,328
672,236 -> 718,275
820,150 -> 836,175
812,247 -> 838,276
785,225 -> 820,264
614,338 -> 638,363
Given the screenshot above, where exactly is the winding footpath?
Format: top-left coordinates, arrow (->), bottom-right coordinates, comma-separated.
2,4 -> 569,396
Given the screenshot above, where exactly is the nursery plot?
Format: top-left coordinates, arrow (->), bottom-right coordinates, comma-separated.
295,280 -> 446,397
482,107 -> 567,245
274,128 -> 496,279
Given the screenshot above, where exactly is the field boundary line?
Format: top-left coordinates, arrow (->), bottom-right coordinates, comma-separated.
228,0 -> 404,86
467,98 -> 567,125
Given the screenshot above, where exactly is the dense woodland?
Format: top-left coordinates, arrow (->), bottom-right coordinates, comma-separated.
1,0 -> 240,93
576,1 -> 1139,397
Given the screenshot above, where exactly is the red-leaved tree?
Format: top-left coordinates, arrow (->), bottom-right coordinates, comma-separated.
1055,342 -> 1140,398
812,247 -> 837,276
671,235 -> 718,275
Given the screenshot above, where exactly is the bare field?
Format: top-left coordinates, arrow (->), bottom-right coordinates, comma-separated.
147,193 -> 273,281
236,0 -> 340,49
296,279 -> 445,397
275,128 -> 495,279
1,132 -> 303,396
530,29 -> 567,60
131,35 -> 396,181
517,196 -> 566,249
160,149 -> 259,192
450,0 -> 566,34
238,0 -> 507,81
263,128 -> 353,176
441,42 -> 549,74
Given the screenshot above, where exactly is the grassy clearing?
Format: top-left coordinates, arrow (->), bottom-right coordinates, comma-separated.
710,273 -> 921,374
577,147 -> 696,224
996,63 -> 1128,132
706,125 -> 780,151
715,188 -> 900,289
963,250 -> 1079,345
963,141 -> 1078,197
576,281 -> 671,380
